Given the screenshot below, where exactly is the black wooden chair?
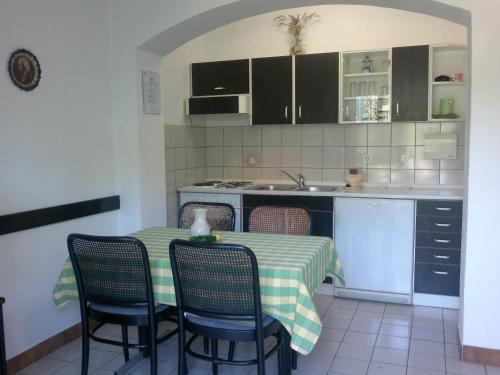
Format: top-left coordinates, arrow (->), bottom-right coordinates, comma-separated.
178,202 -> 235,231
67,234 -> 177,375
169,239 -> 290,375
0,297 -> 6,375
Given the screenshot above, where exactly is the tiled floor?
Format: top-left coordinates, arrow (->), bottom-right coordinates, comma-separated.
16,297 -> 500,375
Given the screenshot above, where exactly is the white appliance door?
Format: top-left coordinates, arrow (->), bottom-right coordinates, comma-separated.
335,197 -> 414,295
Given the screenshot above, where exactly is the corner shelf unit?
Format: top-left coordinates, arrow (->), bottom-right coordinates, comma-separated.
340,49 -> 392,124
429,45 -> 468,122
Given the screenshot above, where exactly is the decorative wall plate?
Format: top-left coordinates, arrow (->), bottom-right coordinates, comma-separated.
8,49 -> 41,91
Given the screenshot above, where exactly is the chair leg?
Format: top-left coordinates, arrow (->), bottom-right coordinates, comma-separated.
278,327 -> 291,375
81,321 -> 90,375
228,341 -> 236,361
178,328 -> 187,375
203,337 -> 209,355
211,339 -> 218,375
291,350 -> 297,369
150,326 -> 157,375
256,338 -> 266,375
121,325 -> 129,362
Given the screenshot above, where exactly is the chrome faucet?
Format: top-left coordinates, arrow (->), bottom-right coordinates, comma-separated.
281,170 -> 305,190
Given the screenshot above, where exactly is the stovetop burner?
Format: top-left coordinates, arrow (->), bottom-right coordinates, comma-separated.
193,181 -> 222,187
215,181 -> 253,188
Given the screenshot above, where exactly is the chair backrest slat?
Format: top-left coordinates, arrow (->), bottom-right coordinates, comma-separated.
68,234 -> 152,305
169,240 -> 261,319
178,202 -> 235,231
249,206 -> 310,235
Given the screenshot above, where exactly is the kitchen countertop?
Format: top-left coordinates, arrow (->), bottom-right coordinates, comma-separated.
177,183 -> 463,200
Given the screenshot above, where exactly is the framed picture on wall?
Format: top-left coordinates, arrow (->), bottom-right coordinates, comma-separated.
8,49 -> 41,91
142,70 -> 161,115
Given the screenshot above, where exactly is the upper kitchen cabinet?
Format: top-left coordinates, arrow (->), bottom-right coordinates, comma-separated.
429,45 -> 467,121
295,52 -> 339,124
252,56 -> 292,125
191,59 -> 250,96
392,45 -> 429,122
340,50 -> 391,123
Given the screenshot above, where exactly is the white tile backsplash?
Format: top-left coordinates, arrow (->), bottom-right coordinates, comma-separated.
345,147 -> 368,169
368,147 -> 391,169
262,127 -> 282,146
368,169 -> 391,184
261,147 -> 282,167
302,125 -> 324,146
392,123 -> 415,146
166,122 -> 465,189
302,147 -> 323,168
223,127 -> 242,146
415,170 -> 440,185
282,126 -> 302,146
223,146 -> 242,167
391,146 -> 415,169
323,125 -> 345,146
345,124 -> 368,146
323,147 -> 344,168
282,147 -> 302,167
391,170 -> 415,185
368,123 -> 391,146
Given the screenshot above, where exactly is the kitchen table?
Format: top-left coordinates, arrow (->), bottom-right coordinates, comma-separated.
53,227 -> 344,355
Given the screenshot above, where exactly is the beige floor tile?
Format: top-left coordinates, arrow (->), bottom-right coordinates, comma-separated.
379,324 -> 411,338
445,356 -> 487,374
367,361 -> 406,375
375,335 -> 410,351
343,331 -> 377,347
408,351 -> 446,372
337,342 -> 374,361
410,339 -> 445,355
411,327 -> 444,342
371,347 -> 408,366
329,356 -> 370,375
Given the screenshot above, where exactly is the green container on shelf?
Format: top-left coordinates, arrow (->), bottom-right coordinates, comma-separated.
439,97 -> 454,116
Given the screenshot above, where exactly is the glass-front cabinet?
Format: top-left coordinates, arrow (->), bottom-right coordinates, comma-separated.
340,49 -> 391,123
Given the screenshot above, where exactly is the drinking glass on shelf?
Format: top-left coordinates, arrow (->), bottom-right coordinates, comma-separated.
368,81 -> 376,96
358,81 -> 367,96
380,85 -> 389,96
349,82 -> 357,97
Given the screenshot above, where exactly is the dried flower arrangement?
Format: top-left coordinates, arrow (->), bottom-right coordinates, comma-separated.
273,12 -> 320,55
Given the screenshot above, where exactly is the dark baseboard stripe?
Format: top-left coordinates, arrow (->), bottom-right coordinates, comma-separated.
6,323 -> 82,375
0,195 -> 120,236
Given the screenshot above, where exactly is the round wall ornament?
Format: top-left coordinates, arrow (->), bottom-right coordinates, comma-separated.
8,49 -> 41,91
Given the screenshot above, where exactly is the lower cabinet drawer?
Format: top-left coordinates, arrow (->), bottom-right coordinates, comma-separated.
414,263 -> 460,296
416,216 -> 462,233
415,248 -> 461,265
415,232 -> 462,250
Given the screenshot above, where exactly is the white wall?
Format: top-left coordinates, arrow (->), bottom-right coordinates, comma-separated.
110,0 -> 500,353
0,0 -> 117,358
162,5 -> 466,125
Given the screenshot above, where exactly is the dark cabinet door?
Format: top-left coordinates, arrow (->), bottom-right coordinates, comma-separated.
295,52 -> 339,124
191,59 -> 249,96
252,56 -> 292,125
392,45 -> 429,122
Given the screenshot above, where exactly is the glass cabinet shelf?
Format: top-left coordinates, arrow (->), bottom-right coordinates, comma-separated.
340,50 -> 392,123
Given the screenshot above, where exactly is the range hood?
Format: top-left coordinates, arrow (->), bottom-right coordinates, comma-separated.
185,95 -> 250,116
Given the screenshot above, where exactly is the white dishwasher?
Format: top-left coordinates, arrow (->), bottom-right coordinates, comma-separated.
334,197 -> 415,304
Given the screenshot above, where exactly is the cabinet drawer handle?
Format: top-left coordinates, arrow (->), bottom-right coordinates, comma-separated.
434,223 -> 451,227
298,105 -> 303,119
432,270 -> 449,275
434,206 -> 452,211
396,101 -> 400,116
434,238 -> 452,244
433,254 -> 450,259
214,86 -> 226,90
284,105 -> 288,119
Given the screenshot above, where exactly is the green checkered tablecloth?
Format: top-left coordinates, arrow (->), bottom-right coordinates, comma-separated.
53,227 -> 344,355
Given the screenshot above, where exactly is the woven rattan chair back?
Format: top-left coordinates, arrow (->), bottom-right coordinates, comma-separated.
169,240 -> 261,318
249,206 -> 311,235
178,202 -> 235,231
67,234 -> 153,305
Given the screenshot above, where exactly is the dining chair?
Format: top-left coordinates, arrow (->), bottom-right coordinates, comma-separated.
0,297 -> 6,375
169,239 -> 289,375
249,206 -> 311,235
67,233 -> 178,375
178,202 -> 235,231
249,205 -> 310,369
